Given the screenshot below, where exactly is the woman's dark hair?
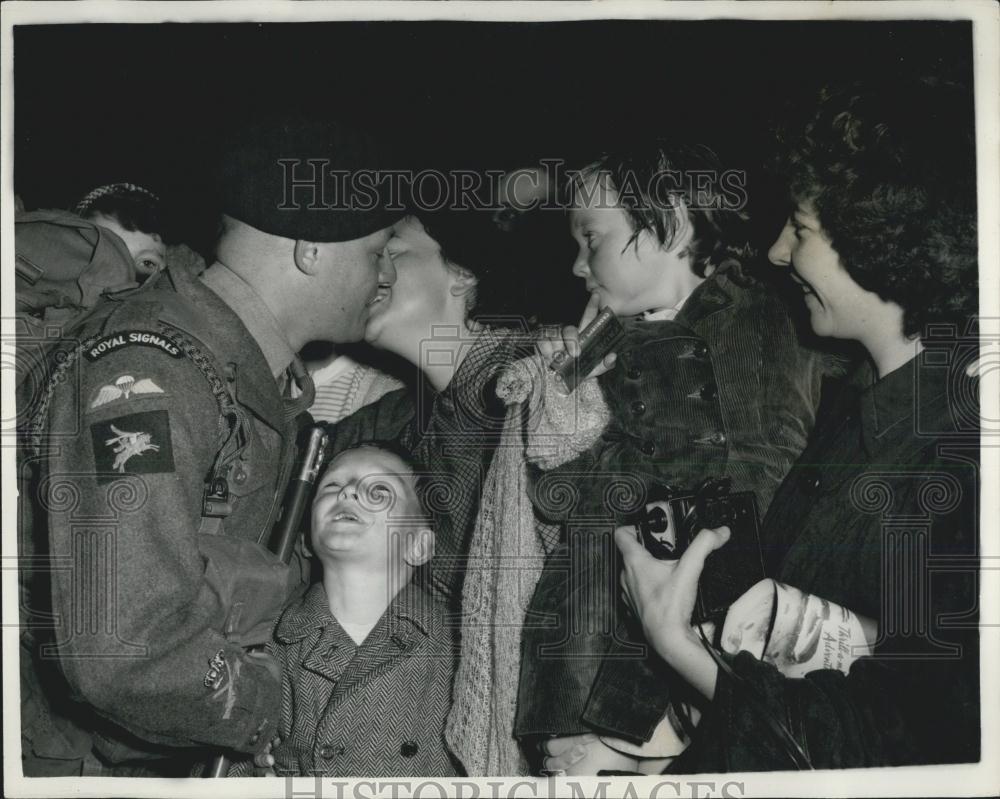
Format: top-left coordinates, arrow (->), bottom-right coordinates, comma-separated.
418,207 -> 536,329
74,183 -> 164,237
571,141 -> 756,282
772,77 -> 978,338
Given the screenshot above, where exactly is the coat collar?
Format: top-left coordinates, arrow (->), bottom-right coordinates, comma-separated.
857,350 -> 958,458
275,580 -> 438,645
172,263 -> 288,432
672,272 -> 737,329
617,273 -> 737,337
200,263 -> 296,380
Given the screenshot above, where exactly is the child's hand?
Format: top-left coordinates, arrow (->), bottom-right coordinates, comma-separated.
252,734 -> 281,776
538,733 -> 598,775
537,292 -> 618,381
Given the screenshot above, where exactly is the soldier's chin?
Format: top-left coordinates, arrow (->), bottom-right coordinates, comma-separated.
364,314 -> 389,344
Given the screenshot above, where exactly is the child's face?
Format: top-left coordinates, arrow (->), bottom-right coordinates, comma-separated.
91,213 -> 166,278
569,174 -> 692,316
311,447 -> 422,568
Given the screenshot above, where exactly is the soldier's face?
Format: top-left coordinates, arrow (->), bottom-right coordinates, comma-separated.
318,226 -> 396,342
311,447 -> 418,568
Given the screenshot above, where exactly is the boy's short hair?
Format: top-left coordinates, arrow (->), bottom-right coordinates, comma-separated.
571,141 -> 755,281
74,182 -> 164,238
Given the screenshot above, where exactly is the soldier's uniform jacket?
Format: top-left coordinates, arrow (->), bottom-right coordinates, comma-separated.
269,581 -> 460,777
21,262 -> 305,767
517,272 -> 826,742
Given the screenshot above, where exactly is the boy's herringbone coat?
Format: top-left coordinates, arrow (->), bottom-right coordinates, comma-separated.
269,581 -> 460,777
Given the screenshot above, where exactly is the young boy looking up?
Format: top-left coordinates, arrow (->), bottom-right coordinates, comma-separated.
265,442 -> 460,777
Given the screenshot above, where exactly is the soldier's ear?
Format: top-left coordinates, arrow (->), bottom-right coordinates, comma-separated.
293,240 -> 323,275
403,527 -> 434,568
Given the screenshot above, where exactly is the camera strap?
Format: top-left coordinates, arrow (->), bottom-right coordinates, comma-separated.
694,622 -> 814,770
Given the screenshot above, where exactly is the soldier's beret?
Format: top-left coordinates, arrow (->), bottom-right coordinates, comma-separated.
218,119 -> 404,243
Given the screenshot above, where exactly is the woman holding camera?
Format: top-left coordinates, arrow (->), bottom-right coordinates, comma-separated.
548,77 -> 981,772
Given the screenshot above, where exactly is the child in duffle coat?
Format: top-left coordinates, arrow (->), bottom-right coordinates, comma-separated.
514,143 -> 827,773
255,442 -> 461,778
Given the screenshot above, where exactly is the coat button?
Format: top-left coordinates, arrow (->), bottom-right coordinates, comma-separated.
233,467 -> 247,485
319,744 -> 344,760
695,431 -> 727,446
630,400 -> 646,417
693,342 -> 710,360
640,440 -> 655,456
802,473 -> 822,494
401,741 -> 419,757
699,382 -> 718,402
626,366 -> 642,380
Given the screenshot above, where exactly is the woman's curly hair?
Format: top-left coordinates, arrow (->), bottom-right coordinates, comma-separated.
571,141 -> 756,283
773,78 -> 978,339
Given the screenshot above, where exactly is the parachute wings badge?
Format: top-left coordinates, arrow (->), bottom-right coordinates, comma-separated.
91,374 -> 165,410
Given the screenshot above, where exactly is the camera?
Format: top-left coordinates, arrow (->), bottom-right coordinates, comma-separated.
630,477 -> 766,623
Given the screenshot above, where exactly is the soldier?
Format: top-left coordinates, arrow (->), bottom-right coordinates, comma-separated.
19,120 -> 402,776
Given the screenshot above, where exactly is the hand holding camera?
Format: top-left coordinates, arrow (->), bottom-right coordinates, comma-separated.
615,523 -> 731,700
627,478 -> 766,623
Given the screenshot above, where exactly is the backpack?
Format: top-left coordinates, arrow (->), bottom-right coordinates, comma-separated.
14,209 -> 138,391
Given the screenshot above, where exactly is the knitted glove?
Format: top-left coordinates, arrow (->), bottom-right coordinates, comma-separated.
496,355 -> 611,470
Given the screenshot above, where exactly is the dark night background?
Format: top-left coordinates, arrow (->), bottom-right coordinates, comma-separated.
13,19 -> 974,322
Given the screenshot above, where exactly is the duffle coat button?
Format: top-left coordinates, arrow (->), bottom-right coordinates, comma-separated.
401,741 -> 419,757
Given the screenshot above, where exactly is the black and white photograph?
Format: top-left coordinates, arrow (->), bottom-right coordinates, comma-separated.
3,2 -> 998,797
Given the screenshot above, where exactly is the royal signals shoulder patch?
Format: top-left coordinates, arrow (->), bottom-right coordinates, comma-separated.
90,374 -> 165,410
90,410 -> 176,485
84,330 -> 183,362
